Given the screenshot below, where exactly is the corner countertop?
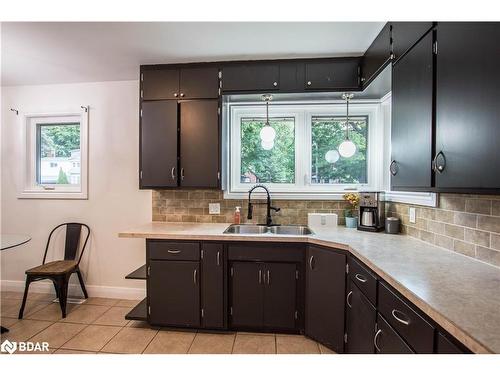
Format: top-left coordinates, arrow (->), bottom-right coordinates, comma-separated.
119,222 -> 500,354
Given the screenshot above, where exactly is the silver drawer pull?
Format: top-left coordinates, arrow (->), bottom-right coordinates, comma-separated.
216,251 -> 221,266
374,329 -> 382,352
171,167 -> 176,180
309,255 -> 314,270
167,249 -> 181,254
355,273 -> 367,283
346,291 -> 353,308
392,309 -> 410,326
193,269 -> 197,285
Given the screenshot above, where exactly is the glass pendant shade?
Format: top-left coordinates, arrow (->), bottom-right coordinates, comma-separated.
259,125 -> 276,142
261,139 -> 274,150
325,149 -> 340,164
338,140 -> 356,158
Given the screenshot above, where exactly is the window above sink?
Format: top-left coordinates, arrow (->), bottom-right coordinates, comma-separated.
223,99 -> 388,200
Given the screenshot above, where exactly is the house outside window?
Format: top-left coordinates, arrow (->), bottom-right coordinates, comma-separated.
19,111 -> 88,199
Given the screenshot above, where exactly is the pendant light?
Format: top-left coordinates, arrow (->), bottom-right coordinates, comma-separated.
325,149 -> 340,164
338,93 -> 356,158
259,94 -> 276,144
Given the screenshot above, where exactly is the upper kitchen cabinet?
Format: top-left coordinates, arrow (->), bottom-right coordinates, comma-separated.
222,62 -> 280,92
391,22 -> 434,62
141,65 -> 219,100
361,23 -> 392,87
140,100 -> 178,188
179,100 -> 220,188
304,58 -> 360,90
391,31 -> 434,190
142,68 -> 179,100
435,22 -> 500,191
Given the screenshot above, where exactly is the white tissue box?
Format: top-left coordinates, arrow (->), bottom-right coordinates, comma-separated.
308,213 -> 338,230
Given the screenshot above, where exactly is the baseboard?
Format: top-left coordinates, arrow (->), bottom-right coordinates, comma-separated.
1,280 -> 146,300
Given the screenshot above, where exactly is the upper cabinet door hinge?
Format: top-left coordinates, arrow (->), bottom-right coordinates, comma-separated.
433,41 -> 438,55
346,263 -> 349,274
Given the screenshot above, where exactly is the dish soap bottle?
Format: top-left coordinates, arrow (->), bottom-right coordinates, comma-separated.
234,206 -> 241,224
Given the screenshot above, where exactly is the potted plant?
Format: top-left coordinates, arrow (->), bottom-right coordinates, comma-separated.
343,193 -> 359,228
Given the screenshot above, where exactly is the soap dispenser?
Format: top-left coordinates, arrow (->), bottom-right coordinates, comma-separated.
234,206 -> 241,224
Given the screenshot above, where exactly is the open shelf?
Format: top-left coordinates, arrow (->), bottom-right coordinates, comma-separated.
125,264 -> 147,280
125,298 -> 147,321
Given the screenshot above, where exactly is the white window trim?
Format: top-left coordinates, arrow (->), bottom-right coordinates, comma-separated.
18,109 -> 88,200
224,100 -> 384,200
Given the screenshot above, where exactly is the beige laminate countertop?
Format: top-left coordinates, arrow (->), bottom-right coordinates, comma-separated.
119,222 -> 500,354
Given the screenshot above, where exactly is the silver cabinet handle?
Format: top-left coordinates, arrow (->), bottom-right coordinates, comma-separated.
193,269 -> 197,285
174,93 -> 179,97
346,291 -> 353,308
309,255 -> 314,270
355,273 -> 367,283
258,269 -> 262,284
432,151 -> 446,173
167,249 -> 181,254
390,160 -> 398,176
392,309 -> 410,326
171,167 -> 176,180
180,168 -> 185,181
267,270 -> 270,285
180,93 -> 185,97
273,81 -> 278,87
307,81 -> 312,86
216,251 -> 220,266
374,329 -> 382,352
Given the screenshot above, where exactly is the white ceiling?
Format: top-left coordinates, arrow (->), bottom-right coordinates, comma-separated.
1,22 -> 385,86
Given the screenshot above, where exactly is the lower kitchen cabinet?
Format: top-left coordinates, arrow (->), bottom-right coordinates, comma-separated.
305,245 -> 346,352
375,313 -> 414,354
229,261 -> 298,331
201,243 -> 225,329
345,281 -> 377,353
148,260 -> 200,327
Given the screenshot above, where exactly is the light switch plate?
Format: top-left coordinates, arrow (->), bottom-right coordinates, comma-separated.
209,203 -> 220,215
409,207 -> 416,223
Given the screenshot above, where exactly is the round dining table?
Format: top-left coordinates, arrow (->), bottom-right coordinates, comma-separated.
1,233 -> 32,334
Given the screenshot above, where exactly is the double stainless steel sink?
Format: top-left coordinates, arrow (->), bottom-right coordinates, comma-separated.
223,224 -> 314,235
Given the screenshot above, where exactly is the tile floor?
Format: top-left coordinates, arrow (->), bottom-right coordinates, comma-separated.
1,291 -> 334,354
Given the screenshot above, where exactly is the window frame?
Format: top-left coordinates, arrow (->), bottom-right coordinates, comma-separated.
225,100 -> 384,199
19,110 -> 88,199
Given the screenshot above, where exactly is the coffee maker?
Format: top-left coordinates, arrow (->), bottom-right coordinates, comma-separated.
357,192 -> 385,232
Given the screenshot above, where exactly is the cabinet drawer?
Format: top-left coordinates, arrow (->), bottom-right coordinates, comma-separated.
349,257 -> 377,305
375,313 -> 414,354
378,283 -> 434,353
148,240 -> 200,261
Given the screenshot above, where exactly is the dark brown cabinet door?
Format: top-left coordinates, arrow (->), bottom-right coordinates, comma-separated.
263,263 -> 297,330
230,262 -> 264,329
392,22 -> 434,61
346,281 -> 376,353
305,246 -> 346,352
180,67 -> 219,99
435,23 -> 500,190
375,314 -> 414,354
361,23 -> 392,86
179,100 -> 219,187
304,59 -> 359,90
148,260 -> 200,327
201,243 -> 225,329
436,332 -> 468,354
142,69 -> 180,100
140,101 -> 178,188
391,31 -> 433,190
222,63 -> 280,92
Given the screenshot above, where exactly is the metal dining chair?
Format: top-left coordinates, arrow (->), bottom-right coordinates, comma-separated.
18,223 -> 90,319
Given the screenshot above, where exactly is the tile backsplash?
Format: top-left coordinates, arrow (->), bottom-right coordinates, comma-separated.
152,190 -> 350,226
386,194 -> 500,268
152,190 -> 500,268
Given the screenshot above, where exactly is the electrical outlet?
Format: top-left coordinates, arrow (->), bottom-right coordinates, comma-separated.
409,207 -> 416,224
208,203 -> 220,215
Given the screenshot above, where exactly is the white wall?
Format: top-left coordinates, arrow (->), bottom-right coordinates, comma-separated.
1,80 -> 151,299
